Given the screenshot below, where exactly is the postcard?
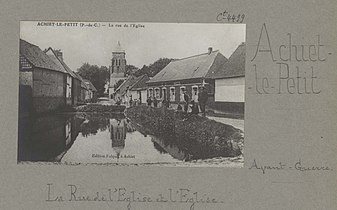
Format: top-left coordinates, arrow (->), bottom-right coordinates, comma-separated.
18,22 -> 245,167
0,0 -> 336,210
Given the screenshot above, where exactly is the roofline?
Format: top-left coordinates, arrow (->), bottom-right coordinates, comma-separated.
46,47 -> 76,77
131,87 -> 147,90
20,39 -> 39,48
214,75 -> 245,79
20,40 -> 66,73
146,76 -> 205,84
170,50 -> 220,63
115,77 -> 130,92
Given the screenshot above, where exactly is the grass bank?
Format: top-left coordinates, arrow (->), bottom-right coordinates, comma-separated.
126,106 -> 243,158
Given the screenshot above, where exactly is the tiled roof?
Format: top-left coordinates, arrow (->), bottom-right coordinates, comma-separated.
45,48 -> 77,78
73,71 -> 89,89
84,80 -> 97,92
19,39 -> 64,73
130,74 -> 150,90
147,50 -> 227,84
116,76 -> 136,95
213,43 -> 245,79
57,56 -> 78,79
117,74 -> 150,94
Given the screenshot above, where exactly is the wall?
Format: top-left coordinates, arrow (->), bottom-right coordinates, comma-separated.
147,81 -> 214,104
131,90 -> 138,101
19,71 -> 33,87
66,75 -> 72,105
140,90 -> 147,103
131,89 -> 147,103
32,68 -> 65,113
72,78 -> 81,105
109,76 -> 125,99
215,77 -> 244,102
19,71 -> 34,115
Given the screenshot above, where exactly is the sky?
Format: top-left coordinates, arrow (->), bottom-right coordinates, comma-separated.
20,21 -> 245,71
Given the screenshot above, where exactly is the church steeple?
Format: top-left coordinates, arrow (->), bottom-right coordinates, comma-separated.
111,41 -> 126,75
114,41 -> 124,53
109,41 -> 127,99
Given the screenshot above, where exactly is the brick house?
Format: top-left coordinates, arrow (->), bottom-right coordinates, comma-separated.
129,74 -> 150,104
44,48 -> 80,106
84,79 -> 97,102
55,50 -> 81,106
146,47 -> 228,107
72,71 -> 89,104
19,39 -> 67,114
114,74 -> 149,105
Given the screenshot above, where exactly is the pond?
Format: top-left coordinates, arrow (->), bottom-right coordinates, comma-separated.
18,113 -> 243,166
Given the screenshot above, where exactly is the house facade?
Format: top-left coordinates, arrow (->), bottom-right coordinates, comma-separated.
45,48 -> 81,106
72,71 -> 88,104
146,47 -> 228,108
129,74 -> 150,104
213,43 -> 245,114
84,80 -> 97,102
19,39 -> 67,114
146,44 -> 245,114
114,75 -> 136,106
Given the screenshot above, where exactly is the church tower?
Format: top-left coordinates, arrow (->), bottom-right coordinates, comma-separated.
109,41 -> 127,99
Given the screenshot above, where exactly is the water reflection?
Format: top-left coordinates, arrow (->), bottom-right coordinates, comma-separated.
109,119 -> 126,158
151,136 -> 190,161
18,114 -> 84,161
18,113 -> 220,164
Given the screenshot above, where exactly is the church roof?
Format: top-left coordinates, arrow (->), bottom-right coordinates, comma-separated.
113,41 -> 124,53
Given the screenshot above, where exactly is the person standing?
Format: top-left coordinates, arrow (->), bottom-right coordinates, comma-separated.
183,90 -> 189,113
147,97 -> 152,107
190,100 -> 199,114
153,96 -> 158,108
177,102 -> 183,111
198,86 -> 208,117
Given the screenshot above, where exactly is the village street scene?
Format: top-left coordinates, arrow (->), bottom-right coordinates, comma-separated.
18,22 -> 245,167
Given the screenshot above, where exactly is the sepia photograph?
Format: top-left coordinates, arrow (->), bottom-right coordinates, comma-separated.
18,21 -> 245,167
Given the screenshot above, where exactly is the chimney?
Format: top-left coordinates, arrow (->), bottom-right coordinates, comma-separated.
55,50 -> 63,61
208,47 -> 213,55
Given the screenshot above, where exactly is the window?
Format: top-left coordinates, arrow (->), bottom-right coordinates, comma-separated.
19,56 -> 32,70
180,86 -> 186,102
148,88 -> 153,98
170,87 -> 175,102
162,87 -> 167,100
154,88 -> 160,99
192,86 -> 199,102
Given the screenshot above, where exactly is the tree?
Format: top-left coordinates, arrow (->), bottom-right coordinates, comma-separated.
77,63 -> 109,96
114,79 -> 125,90
125,65 -> 139,76
134,58 -> 173,77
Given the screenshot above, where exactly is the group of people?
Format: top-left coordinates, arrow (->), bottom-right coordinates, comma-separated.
147,86 -> 208,117
115,95 -> 141,107
146,96 -> 170,108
